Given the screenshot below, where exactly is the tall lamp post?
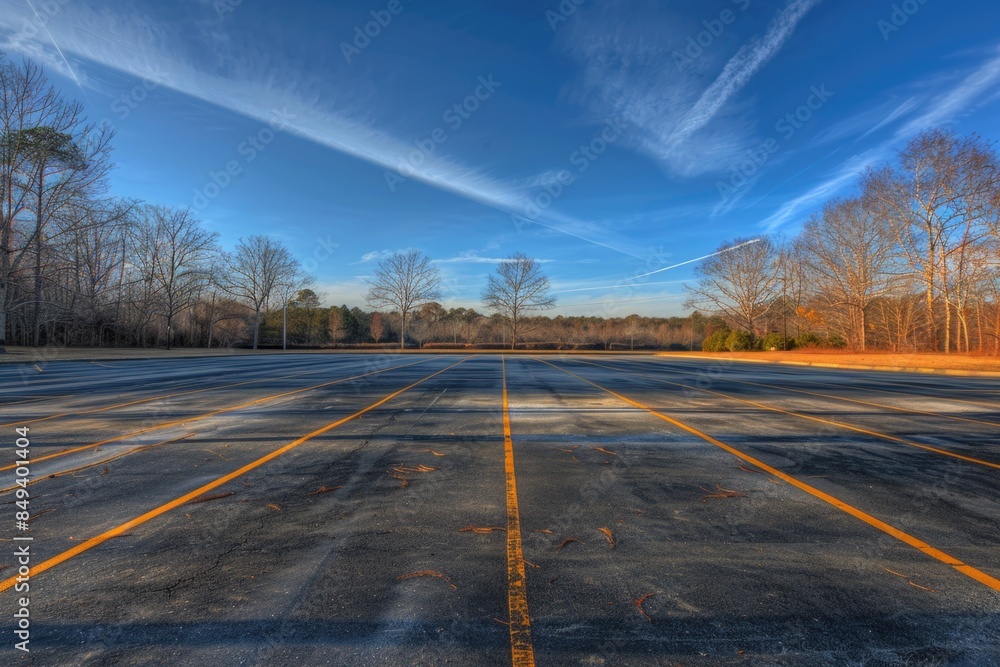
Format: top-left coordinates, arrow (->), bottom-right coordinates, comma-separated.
280,286 -> 296,352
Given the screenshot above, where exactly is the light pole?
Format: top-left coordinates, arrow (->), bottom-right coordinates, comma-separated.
279,285 -> 298,352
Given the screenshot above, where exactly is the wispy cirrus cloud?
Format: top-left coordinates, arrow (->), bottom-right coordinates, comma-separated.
553,278 -> 687,294
759,151 -> 878,231
894,48 -> 1000,137
856,97 -> 920,141
360,251 -> 385,263
0,2 -> 642,257
761,46 -> 1000,231
666,0 -> 819,149
561,0 -> 819,177
354,249 -> 408,264
433,252 -> 553,265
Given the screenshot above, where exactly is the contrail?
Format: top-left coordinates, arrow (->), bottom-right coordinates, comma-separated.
558,295 -> 683,309
667,0 -> 819,148
24,0 -> 89,99
0,7 -> 642,258
553,279 -> 686,294
511,216 -> 642,259
627,238 -> 762,281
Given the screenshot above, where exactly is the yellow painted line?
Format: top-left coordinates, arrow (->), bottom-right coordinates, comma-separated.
536,358 -> 1000,593
653,359 -> 1000,429
716,376 -> 1000,429
501,357 -> 536,667
576,358 -> 1000,471
0,358 -> 356,429
789,376 -> 1000,411
653,355 -> 1000,405
0,357 -> 467,594
0,358 -> 433,473
756,366 -> 1000,409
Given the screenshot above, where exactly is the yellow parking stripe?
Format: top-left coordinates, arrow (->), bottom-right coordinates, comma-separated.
0,358 -> 466,594
575,358 -> 1000,471
502,357 -> 536,667
0,358 -> 432,473
537,358 -> 1000,593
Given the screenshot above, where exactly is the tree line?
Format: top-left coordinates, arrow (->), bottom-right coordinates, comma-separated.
263,299 -> 714,351
688,129 -> 1000,354
4,52 -> 999,353
0,56 -> 309,349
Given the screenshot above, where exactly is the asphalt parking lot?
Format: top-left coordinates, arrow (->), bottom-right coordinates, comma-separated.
1,353 -> 998,666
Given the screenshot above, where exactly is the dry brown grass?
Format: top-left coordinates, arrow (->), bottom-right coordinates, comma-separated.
459,525 -> 506,534
884,567 -> 935,593
700,484 -> 747,502
634,593 -> 655,622
308,485 -> 341,495
397,571 -> 458,589
659,350 -> 1000,373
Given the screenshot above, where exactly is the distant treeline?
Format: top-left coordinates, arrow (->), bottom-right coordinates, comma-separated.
254,301 -> 716,351
4,53 -> 999,354
686,129 -> 1000,355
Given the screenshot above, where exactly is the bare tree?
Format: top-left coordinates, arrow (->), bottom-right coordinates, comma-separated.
798,198 -> 898,351
775,241 -> 808,348
218,235 -> 301,350
0,57 -> 113,345
622,314 -> 644,351
364,249 -> 441,350
443,307 -> 481,345
952,136 -> 1000,352
63,198 -> 132,345
684,238 -> 779,336
863,130 -> 996,352
482,253 -> 555,349
411,301 -> 446,348
369,311 -> 386,344
287,289 -> 323,345
132,205 -> 218,349
328,306 -> 346,345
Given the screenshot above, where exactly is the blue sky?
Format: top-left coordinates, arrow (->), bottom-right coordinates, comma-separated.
2,0 -> 999,316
